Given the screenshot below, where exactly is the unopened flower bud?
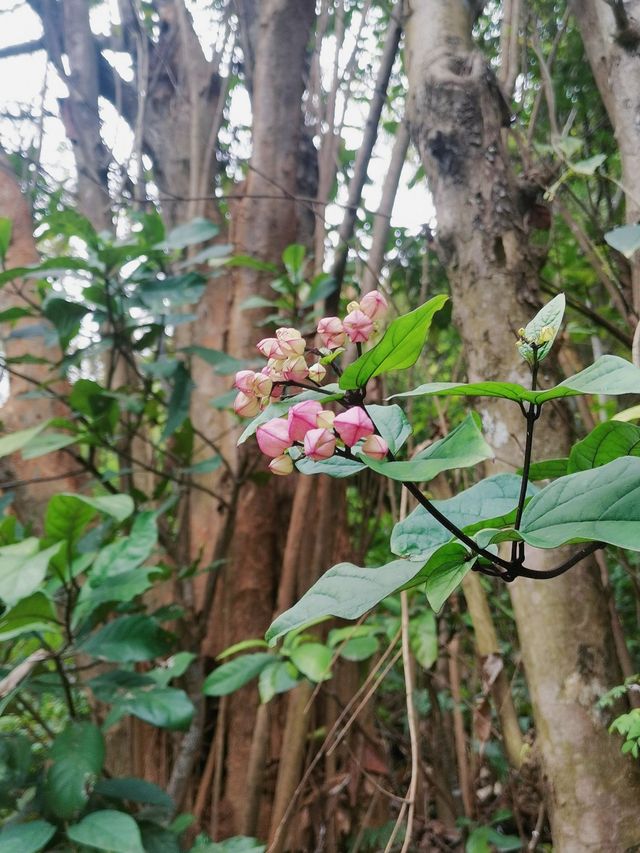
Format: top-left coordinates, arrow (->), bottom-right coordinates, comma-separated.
252,373 -> 273,398
269,453 -> 294,476
234,370 -> 257,394
288,400 -> 323,442
265,358 -> 285,380
359,290 -> 388,320
304,427 -> 336,461
282,355 -> 309,383
346,300 -> 361,314
343,309 -> 374,344
256,418 -> 292,458
308,361 -> 326,384
360,434 -> 388,460
333,407 -> 375,446
317,316 -> 346,349
276,327 -> 306,357
257,337 -> 285,359
316,409 -> 335,430
234,391 -> 260,418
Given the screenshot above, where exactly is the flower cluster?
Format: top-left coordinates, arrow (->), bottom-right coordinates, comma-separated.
231,290 -> 390,475
256,402 -> 388,476
232,290 -> 388,417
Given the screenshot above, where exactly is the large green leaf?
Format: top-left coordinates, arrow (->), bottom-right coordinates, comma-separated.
366,404 -> 412,453
525,458 -> 568,480
21,430 -> 78,459
516,293 -> 565,365
90,511 -> 158,580
258,661 -> 300,703
237,385 -> 344,445
94,777 -> 174,810
295,455 -> 365,477
0,422 -> 50,459
409,611 -> 438,669
339,294 -> 448,390
520,457 -> 640,550
0,540 -> 61,607
162,362 -> 193,439
73,567 -> 162,625
361,414 -> 492,482
604,223 -> 640,259
393,355 -> 640,405
107,687 -> 194,730
568,421 -> 640,473
0,592 -> 60,641
66,810 -> 145,853
52,492 -> 133,524
423,544 -> 476,612
45,495 -> 97,544
203,653 -> 275,696
44,722 -> 105,819
81,614 -> 173,662
266,557 -> 435,645
155,217 -> 218,251
0,820 -> 56,853
391,474 -> 532,559
289,643 -> 332,682
0,217 -> 11,260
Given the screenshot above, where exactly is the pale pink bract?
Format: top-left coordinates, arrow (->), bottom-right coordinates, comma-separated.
360,434 -> 389,460
288,400 -> 323,442
333,408 -> 375,446
343,309 -> 374,343
256,418 -> 292,458
359,290 -> 388,320
269,454 -> 294,476
234,391 -> 260,418
317,316 -> 346,349
304,427 -> 336,461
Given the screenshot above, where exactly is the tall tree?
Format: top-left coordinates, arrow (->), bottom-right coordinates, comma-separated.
403,0 -> 640,848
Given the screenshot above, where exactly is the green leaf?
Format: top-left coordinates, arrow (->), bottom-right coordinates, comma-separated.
520,457 -> 640,550
360,414 -> 492,482
43,297 -> 89,349
0,217 -> 12,260
568,421 -> 640,473
239,295 -> 277,311
203,653 -> 275,696
614,404 -> 640,422
156,217 -> 218,251
237,385 -> 344,445
149,652 -> 197,687
424,544 -> 476,612
94,777 -> 174,810
465,826 -> 522,853
91,511 -> 158,580
56,492 -> 134,523
339,294 -> 448,390
181,346 -> 248,376
366,404 -> 412,453
290,643 -> 332,682
282,244 -> 306,281
44,722 -> 105,819
193,837 -> 266,853
217,639 -> 270,660
394,355 -> 640,405
258,661 -> 300,703
605,223 -> 640,259
570,154 -> 606,175
138,272 -> 206,308
162,362 -> 193,439
0,820 -> 56,853
21,430 -> 78,459
0,592 -> 59,641
0,422 -> 50,458
266,557 -> 435,645
516,293 -> 565,364
0,256 -> 97,287
106,687 -> 194,730
337,635 -> 379,661
0,306 -> 32,323
66,810 -> 145,853
0,540 -> 61,607
81,614 -> 173,662
295,454 -> 365,477
525,458 -> 568,480
73,567 -> 161,623
45,494 -> 97,544
409,611 -> 438,669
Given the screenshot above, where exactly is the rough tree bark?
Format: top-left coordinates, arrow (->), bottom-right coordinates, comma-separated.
403,1 -> 640,849
570,0 -> 640,316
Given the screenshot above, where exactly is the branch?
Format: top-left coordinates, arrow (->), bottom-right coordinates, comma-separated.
0,38 -> 45,60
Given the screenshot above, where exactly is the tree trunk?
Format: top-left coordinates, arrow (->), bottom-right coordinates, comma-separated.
570,0 -> 640,316
403,1 -> 640,849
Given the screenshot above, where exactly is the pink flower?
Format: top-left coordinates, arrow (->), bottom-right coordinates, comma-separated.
343,309 -> 374,343
359,290 -> 388,320
269,454 -> 294,476
334,408 -> 374,446
282,355 -> 309,383
308,361 -> 326,384
288,400 -> 323,442
317,317 -> 346,350
257,337 -> 285,359
316,409 -> 335,430
256,418 -> 292,458
234,370 -> 256,394
252,372 -> 273,398
276,327 -> 306,357
264,358 -> 285,380
360,434 -> 388,460
304,427 -> 336,461
234,391 -> 260,418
